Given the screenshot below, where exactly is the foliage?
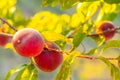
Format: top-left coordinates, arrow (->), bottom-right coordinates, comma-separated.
0,0 -> 120,80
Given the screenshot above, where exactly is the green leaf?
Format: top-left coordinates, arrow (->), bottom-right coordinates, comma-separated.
42,0 -> 54,6
86,22 -> 94,34
42,0 -> 58,7
104,0 -> 120,4
41,0 -> 100,9
102,40 -> 120,52
85,47 -> 98,55
55,51 -> 80,80
15,64 -> 38,80
77,2 -> 99,23
42,0 -> 79,9
42,31 -> 71,43
73,28 -> 87,51
98,56 -> 120,80
96,3 -> 119,22
72,22 -> 93,51
90,35 -> 105,46
60,0 -> 79,9
110,64 -> 120,80
98,56 -> 112,67
5,64 -> 27,80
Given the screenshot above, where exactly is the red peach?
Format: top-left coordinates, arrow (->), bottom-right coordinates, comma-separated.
12,28 -> 44,57
34,41 -> 63,72
98,22 -> 115,41
0,33 -> 12,46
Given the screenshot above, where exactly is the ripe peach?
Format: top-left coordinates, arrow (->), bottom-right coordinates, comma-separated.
33,41 -> 63,72
98,22 -> 115,41
0,33 -> 12,46
12,28 -> 44,57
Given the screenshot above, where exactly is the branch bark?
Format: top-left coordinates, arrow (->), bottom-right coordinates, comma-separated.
0,17 -> 18,32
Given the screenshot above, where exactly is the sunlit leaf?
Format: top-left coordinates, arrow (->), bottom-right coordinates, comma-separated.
102,40 -> 120,52
15,64 -> 38,80
60,0 -> 79,9
70,13 -> 81,27
98,56 -> 120,80
72,28 -> 87,51
42,0 -> 100,9
27,11 -> 63,33
76,2 -> 99,23
60,14 -> 70,24
85,47 -> 98,55
104,0 -> 120,4
5,64 -> 27,80
55,51 -> 80,80
84,21 -> 94,34
42,31 -> 71,43
42,0 -> 120,9
72,23 -> 93,51
90,35 -> 105,46
0,0 -> 16,22
96,3 -> 119,24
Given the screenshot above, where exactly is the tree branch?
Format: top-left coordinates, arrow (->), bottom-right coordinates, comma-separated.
0,17 -> 18,32
63,51 -> 119,61
77,55 -> 119,60
87,27 -> 118,37
68,26 -> 120,38
0,32 -> 13,38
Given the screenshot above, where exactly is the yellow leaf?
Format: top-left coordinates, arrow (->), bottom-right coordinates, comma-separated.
42,31 -> 70,42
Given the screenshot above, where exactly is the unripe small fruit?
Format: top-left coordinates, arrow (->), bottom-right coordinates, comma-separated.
0,33 -> 12,46
33,41 -> 63,72
12,28 -> 44,57
97,21 -> 115,41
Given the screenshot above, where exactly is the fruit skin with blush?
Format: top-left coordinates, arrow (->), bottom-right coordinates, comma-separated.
97,21 -> 115,41
0,33 -> 12,46
12,28 -> 44,57
33,41 -> 63,72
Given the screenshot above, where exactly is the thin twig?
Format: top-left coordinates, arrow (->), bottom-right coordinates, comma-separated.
43,40 -> 119,61
62,51 -> 119,60
0,32 -> 13,38
115,26 -> 120,34
77,55 -> 119,60
67,26 -> 81,38
0,17 -> 18,32
88,26 -> 120,37
68,26 -> 120,38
